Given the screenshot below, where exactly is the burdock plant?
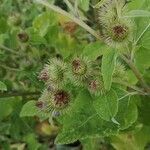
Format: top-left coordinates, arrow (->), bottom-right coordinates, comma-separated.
20,0 -> 150,149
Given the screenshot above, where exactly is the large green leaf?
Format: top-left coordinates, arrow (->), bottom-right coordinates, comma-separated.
111,126 -> 150,150
128,0 -> 149,10
82,41 -> 106,60
20,100 -> 49,121
133,1 -> 150,47
0,97 -> 19,121
55,90 -> 118,144
23,133 -> 41,150
93,89 -> 118,121
135,47 -> 150,72
101,49 -> 117,90
112,87 -> 138,130
20,101 -> 39,117
140,22 -> 150,49
33,11 -> 58,37
0,101 -> 12,120
139,96 -> 150,126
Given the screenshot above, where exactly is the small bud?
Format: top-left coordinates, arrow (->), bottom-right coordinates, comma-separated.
69,56 -> 92,87
113,61 -> 126,80
45,58 -> 67,87
38,69 -> 49,81
87,77 -> 105,96
18,32 -> 29,43
47,85 -> 55,93
8,13 -> 21,26
36,101 -> 44,109
62,21 -> 78,35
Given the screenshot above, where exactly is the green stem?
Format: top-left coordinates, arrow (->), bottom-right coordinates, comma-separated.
0,64 -> 20,72
0,45 -> 19,55
0,91 -> 40,98
34,0 -> 101,40
112,79 -> 148,95
120,55 -> 150,93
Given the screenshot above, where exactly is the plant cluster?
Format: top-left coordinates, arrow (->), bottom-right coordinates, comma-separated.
0,0 -> 150,149
32,0 -> 150,148
37,55 -> 126,117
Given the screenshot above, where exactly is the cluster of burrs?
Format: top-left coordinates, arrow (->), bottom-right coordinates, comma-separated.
36,55 -> 126,116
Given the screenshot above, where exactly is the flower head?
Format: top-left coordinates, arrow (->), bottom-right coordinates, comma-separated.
98,0 -> 134,48
87,76 -> 105,96
68,56 -> 92,87
38,68 -> 49,82
37,88 -> 72,115
40,58 -> 67,88
52,90 -> 70,109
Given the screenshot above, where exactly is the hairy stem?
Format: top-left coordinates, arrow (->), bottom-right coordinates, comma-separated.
0,45 -> 19,55
0,64 -> 20,72
34,0 -> 101,40
112,79 -> 148,95
121,55 -> 150,93
0,91 -> 40,98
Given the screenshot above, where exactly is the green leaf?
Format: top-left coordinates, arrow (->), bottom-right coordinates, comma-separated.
20,101 -> 38,117
0,17 -> 8,34
23,133 -> 41,150
55,33 -> 78,58
132,0 -> 150,44
140,22 -> 150,49
0,97 -> 20,120
82,41 -> 106,60
139,96 -> 150,126
134,126 -> 150,149
81,138 -> 100,150
114,88 -> 138,130
128,0 -> 150,10
124,10 -> 150,18
20,101 -> 49,121
33,11 -> 58,36
55,90 -> 118,144
79,0 -> 90,11
0,97 -> 16,120
0,81 -> 7,91
135,47 -> 150,72
126,70 -> 138,85
102,49 -> 117,90
93,89 -> 118,121
111,126 -> 150,150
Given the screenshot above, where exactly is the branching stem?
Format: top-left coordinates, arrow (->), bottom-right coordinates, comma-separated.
120,55 -> 150,93
0,45 -> 19,55
0,91 -> 40,99
34,0 -> 101,40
